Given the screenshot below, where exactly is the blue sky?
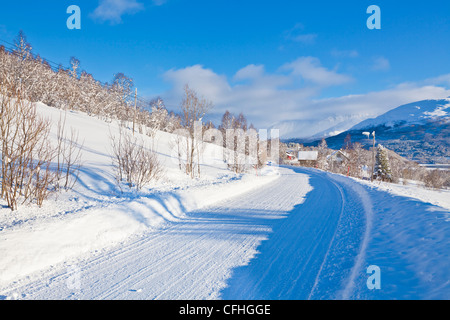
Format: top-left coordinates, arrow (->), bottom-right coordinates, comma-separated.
1,0 -> 450,136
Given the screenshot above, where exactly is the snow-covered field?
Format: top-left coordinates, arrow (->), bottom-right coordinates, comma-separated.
0,102 -> 449,300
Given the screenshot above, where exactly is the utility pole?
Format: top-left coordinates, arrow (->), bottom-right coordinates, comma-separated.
363,131 -> 376,182
133,87 -> 137,136
371,131 -> 376,182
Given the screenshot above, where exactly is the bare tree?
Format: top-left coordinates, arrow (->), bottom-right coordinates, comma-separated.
1,85 -> 56,210
55,112 -> 83,191
110,128 -> 163,191
111,73 -> 134,122
316,138 -> 329,170
13,30 -> 32,61
179,84 -> 213,178
348,142 -> 369,178
1,34 -> 182,140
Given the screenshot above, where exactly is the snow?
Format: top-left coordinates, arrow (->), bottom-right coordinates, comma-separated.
1,166 -> 304,300
355,178 -> 450,212
1,102 -> 449,300
351,99 -> 450,130
313,170 -> 450,299
0,102 -> 279,288
423,105 -> 448,117
355,184 -> 450,299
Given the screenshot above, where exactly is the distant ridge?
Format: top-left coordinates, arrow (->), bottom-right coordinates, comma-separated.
296,99 -> 450,164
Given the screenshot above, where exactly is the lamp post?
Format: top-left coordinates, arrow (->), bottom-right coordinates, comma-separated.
362,131 -> 376,181
371,131 -> 375,182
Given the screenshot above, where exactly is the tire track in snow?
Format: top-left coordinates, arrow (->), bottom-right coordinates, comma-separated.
2,167 -> 373,300
303,170 -> 374,300
220,168 -> 346,299
307,178 -> 346,300
2,167 -> 307,299
220,167 -> 372,300
335,177 -> 374,300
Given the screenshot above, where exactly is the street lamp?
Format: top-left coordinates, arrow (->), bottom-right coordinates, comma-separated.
362,131 -> 376,181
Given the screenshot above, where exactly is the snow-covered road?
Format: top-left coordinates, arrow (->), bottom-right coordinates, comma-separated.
2,166 -> 449,300
221,167 -> 370,300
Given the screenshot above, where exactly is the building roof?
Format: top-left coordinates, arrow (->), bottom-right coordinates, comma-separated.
326,150 -> 350,161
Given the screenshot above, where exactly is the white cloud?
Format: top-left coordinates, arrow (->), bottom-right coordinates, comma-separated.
371,56 -> 390,72
280,57 -> 353,87
163,65 -> 232,103
271,84 -> 450,138
289,34 -> 318,44
331,49 -> 359,58
161,61 -> 316,126
426,73 -> 450,87
160,60 -> 450,138
283,23 -> 317,45
91,0 -> 145,24
233,64 -> 265,81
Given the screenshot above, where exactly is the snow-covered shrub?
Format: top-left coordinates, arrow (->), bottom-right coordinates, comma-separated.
110,128 -> 163,191
1,86 -> 54,210
423,169 -> 446,190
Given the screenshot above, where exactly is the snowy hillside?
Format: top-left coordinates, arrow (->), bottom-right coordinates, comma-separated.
0,102 -> 279,286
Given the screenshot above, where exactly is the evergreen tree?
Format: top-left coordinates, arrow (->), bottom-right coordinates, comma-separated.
373,144 -> 392,182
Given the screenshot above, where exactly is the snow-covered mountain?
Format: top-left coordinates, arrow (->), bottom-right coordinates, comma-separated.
307,98 -> 450,164
351,98 -> 450,130
272,113 -> 369,140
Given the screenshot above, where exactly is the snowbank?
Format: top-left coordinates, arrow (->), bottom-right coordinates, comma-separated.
353,178 -> 450,212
